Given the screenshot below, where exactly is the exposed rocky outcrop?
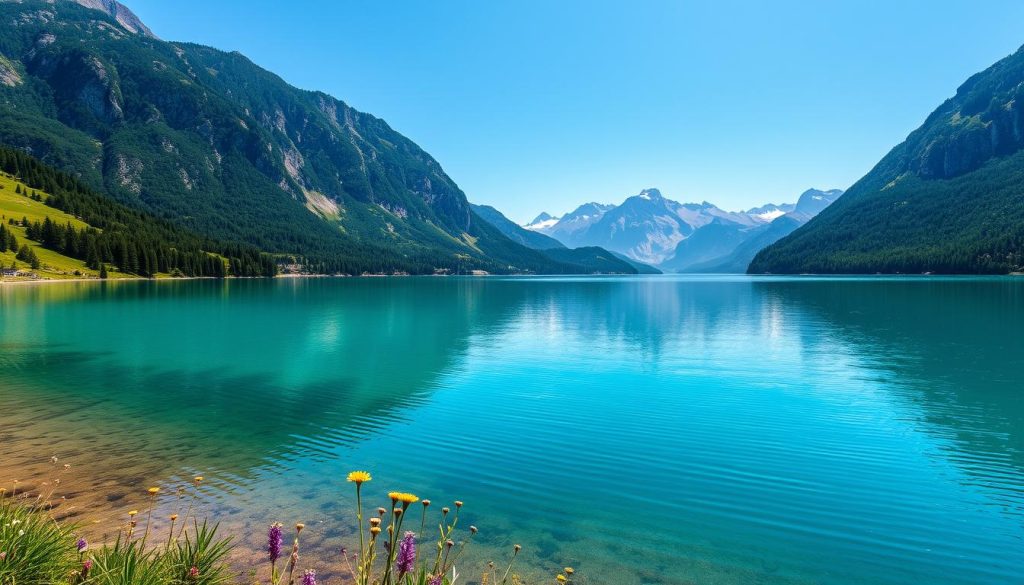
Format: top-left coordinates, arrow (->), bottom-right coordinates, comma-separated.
0,55 -> 20,86
69,0 -> 155,37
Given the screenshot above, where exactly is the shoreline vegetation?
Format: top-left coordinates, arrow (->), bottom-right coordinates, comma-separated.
0,274 -> 458,286
0,465 -> 579,585
6,272 -> 1024,285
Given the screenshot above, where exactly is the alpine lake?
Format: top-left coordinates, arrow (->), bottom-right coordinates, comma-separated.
1,275 -> 1022,585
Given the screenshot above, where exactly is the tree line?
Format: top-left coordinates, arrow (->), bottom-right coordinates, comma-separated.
0,146 -> 277,277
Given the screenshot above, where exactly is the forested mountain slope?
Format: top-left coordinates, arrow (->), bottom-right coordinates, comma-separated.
751,46 -> 1024,274
0,0 -> 603,275
0,145 -> 275,278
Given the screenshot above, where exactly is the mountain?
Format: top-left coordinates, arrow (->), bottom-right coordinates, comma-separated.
658,218 -> 753,271
531,187 -> 842,272
471,202 -> 644,274
750,47 -> 1024,274
533,188 -> 758,265
663,188 -> 842,272
71,0 -> 154,37
0,144 -> 275,278
0,0 -> 602,275
571,189 -> 698,264
530,201 -> 616,244
746,202 -> 795,222
685,215 -> 803,273
532,187 -> 814,268
525,212 -> 559,230
470,204 -> 565,250
787,188 -> 845,221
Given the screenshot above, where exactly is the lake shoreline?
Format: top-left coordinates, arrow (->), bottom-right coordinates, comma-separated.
5,271 -> 1024,286
0,274 -> 319,286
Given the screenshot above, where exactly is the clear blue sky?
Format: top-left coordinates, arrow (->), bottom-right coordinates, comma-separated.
128,0 -> 1024,223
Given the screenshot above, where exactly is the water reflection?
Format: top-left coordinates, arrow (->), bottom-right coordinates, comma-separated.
754,277 -> 1024,511
1,276 -> 1022,585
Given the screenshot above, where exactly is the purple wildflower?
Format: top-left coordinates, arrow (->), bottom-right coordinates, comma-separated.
301,569 -> 317,585
267,523 -> 283,564
429,576 -> 443,585
396,531 -> 416,575
76,537 -> 88,552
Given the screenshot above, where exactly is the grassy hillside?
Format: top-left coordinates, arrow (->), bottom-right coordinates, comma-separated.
0,173 -> 127,279
0,145 -> 276,280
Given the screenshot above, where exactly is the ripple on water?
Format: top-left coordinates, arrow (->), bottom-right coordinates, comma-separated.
1,276 -> 1023,585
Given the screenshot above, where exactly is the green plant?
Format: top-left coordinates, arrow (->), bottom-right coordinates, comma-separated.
164,521 -> 233,585
1,464 -> 576,585
0,495 -> 78,585
89,536 -> 168,585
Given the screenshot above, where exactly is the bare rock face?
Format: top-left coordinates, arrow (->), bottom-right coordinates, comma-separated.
70,0 -> 155,37
0,55 -> 21,86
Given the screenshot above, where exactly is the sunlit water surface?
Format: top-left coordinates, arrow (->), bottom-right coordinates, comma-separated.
1,276 -> 1022,584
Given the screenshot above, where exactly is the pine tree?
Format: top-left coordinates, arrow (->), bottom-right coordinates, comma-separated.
16,245 -> 40,270
99,263 -> 108,279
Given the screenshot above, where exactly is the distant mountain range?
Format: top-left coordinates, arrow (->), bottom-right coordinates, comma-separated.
524,188 -> 842,272
751,44 -> 1024,274
470,203 -> 642,274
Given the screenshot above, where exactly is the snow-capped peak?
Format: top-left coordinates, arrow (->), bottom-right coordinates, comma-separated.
524,217 -> 560,231
637,188 -> 663,201
754,209 -> 787,222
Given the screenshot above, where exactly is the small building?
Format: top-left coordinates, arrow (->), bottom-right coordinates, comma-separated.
1,268 -> 17,277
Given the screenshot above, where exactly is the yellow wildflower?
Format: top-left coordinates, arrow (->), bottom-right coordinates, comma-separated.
347,471 -> 372,485
396,492 -> 419,505
556,576 -> 566,583
128,510 -> 138,517
564,568 -> 574,575
147,487 -> 160,496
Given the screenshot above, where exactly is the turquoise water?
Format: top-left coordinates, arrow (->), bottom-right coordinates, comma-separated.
1,276 -> 1023,584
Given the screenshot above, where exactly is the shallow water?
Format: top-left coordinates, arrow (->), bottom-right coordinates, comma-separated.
1,276 -> 1023,584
